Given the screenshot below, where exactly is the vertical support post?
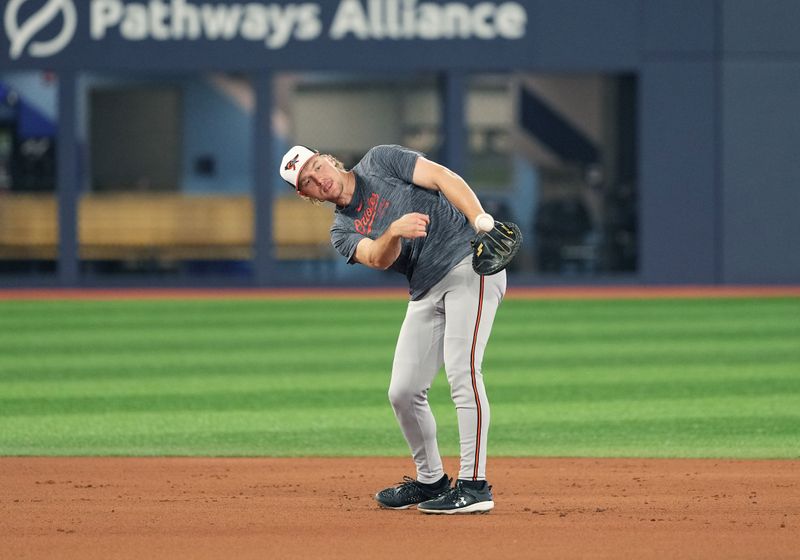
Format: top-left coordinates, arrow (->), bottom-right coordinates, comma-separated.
56,72 -> 79,286
712,0 -> 723,284
439,71 -> 467,175
253,71 -> 274,286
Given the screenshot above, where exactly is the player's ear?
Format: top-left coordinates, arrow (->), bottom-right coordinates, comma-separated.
296,191 -> 322,206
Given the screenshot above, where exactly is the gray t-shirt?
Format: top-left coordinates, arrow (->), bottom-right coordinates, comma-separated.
330,145 -> 474,300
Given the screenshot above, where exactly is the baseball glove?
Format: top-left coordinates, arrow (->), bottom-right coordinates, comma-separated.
471,221 -> 523,276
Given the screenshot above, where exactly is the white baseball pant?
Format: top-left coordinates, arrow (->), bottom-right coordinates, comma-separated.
388,255 -> 507,483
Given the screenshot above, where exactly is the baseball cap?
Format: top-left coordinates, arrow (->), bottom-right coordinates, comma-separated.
280,145 -> 317,189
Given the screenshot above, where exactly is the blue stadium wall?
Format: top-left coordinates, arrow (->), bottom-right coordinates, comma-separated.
1,0 -> 798,285
640,0 -> 800,285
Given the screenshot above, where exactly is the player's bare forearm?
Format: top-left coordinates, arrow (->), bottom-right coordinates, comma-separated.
354,213 -> 430,270
355,231 -> 402,270
412,157 -> 486,225
436,170 -> 486,224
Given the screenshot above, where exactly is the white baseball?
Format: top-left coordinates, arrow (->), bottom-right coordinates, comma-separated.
474,213 -> 495,233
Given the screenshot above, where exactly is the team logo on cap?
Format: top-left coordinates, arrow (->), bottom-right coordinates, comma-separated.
284,154 -> 300,171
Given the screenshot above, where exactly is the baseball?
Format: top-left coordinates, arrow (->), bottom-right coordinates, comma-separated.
474,213 -> 495,233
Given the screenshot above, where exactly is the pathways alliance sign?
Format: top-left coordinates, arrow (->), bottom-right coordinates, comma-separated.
4,0 -> 527,63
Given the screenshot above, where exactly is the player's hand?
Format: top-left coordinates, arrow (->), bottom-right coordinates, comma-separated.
390,213 -> 430,239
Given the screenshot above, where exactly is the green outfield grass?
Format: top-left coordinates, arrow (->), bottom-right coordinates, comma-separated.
0,296 -> 798,458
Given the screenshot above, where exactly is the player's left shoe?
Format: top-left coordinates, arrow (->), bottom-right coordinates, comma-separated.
375,474 -> 451,509
417,479 -> 494,514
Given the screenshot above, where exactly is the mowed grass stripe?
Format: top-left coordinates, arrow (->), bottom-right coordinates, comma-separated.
4,410 -> 797,458
2,374 -> 797,417
2,343 -> 795,385
492,416 -> 800,459
0,297 -> 795,327
3,368 -> 798,421
0,343 -> 800,381
0,297 -> 794,334
501,305 -> 799,321
3,352 -> 798,385
3,315 -> 797,354
0,299 -> 404,323
3,364 -> 798,408
2,335 -> 797,362
2,318 -> 797,351
4,394 -> 795,457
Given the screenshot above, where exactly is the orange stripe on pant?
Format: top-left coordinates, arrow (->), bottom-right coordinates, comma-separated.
469,275 -> 485,481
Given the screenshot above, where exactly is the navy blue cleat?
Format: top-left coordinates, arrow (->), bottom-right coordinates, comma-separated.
375,475 -> 451,510
417,479 -> 494,514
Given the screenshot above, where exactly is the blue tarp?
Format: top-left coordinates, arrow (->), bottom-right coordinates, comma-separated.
0,82 -> 56,138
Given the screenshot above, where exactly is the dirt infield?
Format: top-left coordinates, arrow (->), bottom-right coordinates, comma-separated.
1,285 -> 800,301
1,457 -> 797,560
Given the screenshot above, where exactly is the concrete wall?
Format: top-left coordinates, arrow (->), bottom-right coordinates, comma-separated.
720,1 -> 800,283
638,0 -> 800,284
638,0 -> 719,283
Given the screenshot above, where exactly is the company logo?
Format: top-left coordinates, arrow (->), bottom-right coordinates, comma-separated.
3,0 -> 527,60
4,0 -> 77,60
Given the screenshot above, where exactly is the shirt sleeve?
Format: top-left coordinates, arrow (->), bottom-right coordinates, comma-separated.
365,145 -> 420,183
330,217 -> 364,265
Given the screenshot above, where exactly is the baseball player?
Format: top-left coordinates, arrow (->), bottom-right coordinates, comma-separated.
280,144 -> 520,514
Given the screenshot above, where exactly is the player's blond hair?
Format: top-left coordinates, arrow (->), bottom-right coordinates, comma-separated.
296,154 -> 346,205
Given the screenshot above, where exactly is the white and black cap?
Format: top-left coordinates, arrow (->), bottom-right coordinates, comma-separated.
280,145 -> 317,189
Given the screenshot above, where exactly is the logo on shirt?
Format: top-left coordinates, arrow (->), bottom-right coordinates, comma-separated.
355,192 -> 390,235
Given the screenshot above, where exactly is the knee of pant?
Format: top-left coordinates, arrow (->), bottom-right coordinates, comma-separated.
450,390 -> 477,408
387,386 -> 422,410
443,361 -> 476,381
449,383 -> 486,407
444,366 -> 482,390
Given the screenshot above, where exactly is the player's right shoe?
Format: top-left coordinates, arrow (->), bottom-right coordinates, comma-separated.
374,474 -> 451,509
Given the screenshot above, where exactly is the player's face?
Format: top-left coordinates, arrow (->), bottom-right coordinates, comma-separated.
297,155 -> 341,201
